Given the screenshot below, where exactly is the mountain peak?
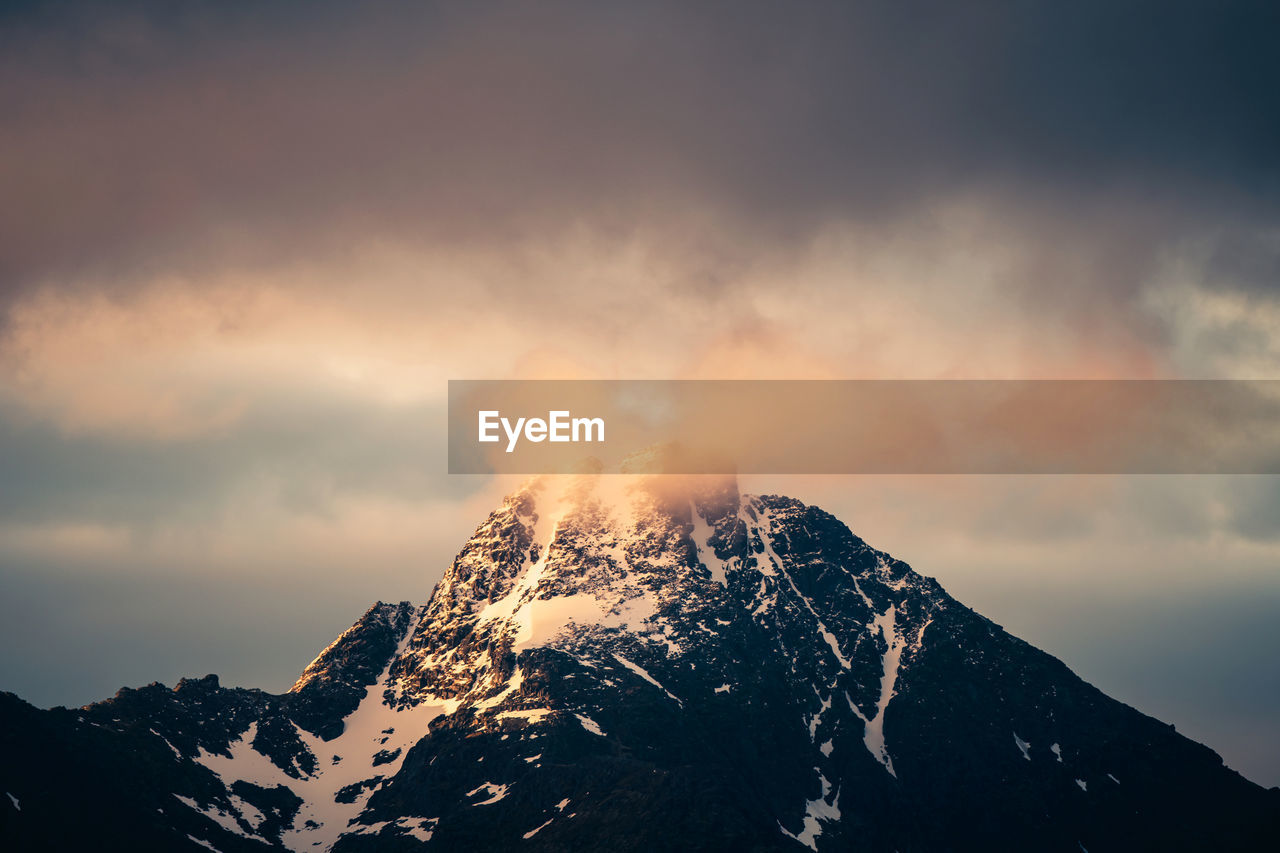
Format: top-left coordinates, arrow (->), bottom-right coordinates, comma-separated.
3,480 -> 1276,851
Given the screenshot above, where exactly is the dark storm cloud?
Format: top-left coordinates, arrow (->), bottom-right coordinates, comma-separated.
1,0 -> 1278,310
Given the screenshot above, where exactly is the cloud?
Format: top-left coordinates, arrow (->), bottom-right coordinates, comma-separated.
2,0 -> 1280,787
0,0 -> 1276,397
1,0 -> 1277,314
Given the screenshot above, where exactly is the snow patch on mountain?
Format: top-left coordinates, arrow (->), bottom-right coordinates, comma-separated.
755,501 -> 853,671
523,817 -> 555,839
575,713 -> 605,736
466,782 -> 510,805
690,501 -> 728,585
613,653 -> 682,706
194,613 -> 457,851
780,768 -> 842,851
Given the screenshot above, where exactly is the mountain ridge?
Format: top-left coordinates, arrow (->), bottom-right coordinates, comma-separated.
1,473 -> 1276,851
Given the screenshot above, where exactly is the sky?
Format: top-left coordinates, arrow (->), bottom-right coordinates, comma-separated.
1,0 -> 1279,785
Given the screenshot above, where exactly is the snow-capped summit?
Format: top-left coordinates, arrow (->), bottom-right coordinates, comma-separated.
1,473 -> 1276,851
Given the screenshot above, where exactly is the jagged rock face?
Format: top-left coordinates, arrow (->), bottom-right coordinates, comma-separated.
1,474 -> 1276,852
291,602 -> 419,739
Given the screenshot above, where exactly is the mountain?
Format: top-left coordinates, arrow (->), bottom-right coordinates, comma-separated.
1,472 -> 1276,852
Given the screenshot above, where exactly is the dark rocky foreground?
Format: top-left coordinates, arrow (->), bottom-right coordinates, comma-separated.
1,473 -> 1276,851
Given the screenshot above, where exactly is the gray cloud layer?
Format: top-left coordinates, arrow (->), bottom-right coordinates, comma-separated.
2,0 -> 1278,310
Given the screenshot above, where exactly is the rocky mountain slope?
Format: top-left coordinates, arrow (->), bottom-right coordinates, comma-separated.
1,472 -> 1276,851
